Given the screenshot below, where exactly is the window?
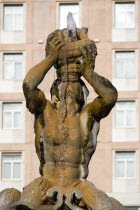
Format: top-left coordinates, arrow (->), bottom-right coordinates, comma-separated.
114,51 -> 136,78
116,151 -> 135,178
2,153 -> 22,180
3,103 -> 23,129
3,53 -> 23,80
115,101 -> 136,128
115,2 -> 135,28
59,3 -> 79,29
4,5 -> 24,31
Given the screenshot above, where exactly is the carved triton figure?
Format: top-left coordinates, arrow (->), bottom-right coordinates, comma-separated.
0,14 -> 125,210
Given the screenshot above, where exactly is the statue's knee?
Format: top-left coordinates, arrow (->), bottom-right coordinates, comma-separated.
76,181 -> 98,209
34,177 -> 44,185
0,188 -> 21,208
77,181 -> 95,191
15,179 -> 44,209
25,177 -> 46,189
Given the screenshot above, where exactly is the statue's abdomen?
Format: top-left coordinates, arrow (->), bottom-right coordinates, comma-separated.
42,118 -> 85,183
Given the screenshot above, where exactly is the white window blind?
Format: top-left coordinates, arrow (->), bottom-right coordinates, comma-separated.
59,4 -> 79,29
115,101 -> 136,128
3,103 -> 23,129
3,53 -> 23,80
4,5 -> 24,31
116,151 -> 135,178
2,153 -> 22,180
115,51 -> 135,78
115,2 -> 135,28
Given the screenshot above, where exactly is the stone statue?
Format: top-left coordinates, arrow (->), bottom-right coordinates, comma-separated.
0,14 -> 125,210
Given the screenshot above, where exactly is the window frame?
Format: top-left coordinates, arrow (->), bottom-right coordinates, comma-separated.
2,102 -> 23,129
2,153 -> 22,180
3,4 -> 24,32
126,207 -> 139,210
57,2 -> 81,29
114,50 -> 136,79
115,151 -> 136,179
115,101 -> 136,129
2,52 -> 23,81
114,1 -> 136,29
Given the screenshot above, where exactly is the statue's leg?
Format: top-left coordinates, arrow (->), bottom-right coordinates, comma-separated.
75,181 -> 114,210
0,188 -> 21,209
13,177 -> 51,210
75,181 -> 97,209
109,197 -> 126,210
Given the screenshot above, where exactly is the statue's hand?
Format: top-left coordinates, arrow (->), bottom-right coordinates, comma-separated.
78,42 -> 96,74
48,38 -> 65,63
58,39 -> 92,61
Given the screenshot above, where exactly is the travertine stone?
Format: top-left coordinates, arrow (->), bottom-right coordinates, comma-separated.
0,17 -> 125,209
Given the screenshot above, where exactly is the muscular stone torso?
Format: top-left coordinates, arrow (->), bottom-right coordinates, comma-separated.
34,51 -> 99,188
35,101 -> 99,189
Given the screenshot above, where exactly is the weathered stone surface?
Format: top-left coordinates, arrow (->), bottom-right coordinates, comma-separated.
0,15 -> 124,210
0,189 -> 21,209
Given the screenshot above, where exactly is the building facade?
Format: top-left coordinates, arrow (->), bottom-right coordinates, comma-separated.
0,0 -> 140,209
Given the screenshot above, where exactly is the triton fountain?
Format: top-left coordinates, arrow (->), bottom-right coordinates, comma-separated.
0,13 -> 125,210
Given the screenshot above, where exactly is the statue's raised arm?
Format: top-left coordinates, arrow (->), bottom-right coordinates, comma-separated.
23,40 -> 65,116
80,41 -> 118,121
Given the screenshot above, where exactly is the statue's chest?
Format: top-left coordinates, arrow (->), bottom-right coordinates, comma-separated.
43,115 -> 83,147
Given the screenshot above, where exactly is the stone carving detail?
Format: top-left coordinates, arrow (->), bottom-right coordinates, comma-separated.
45,187 -> 83,209
0,13 -> 125,210
0,189 -> 21,209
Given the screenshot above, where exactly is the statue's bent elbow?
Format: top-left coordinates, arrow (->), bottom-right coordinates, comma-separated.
107,86 -> 118,107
